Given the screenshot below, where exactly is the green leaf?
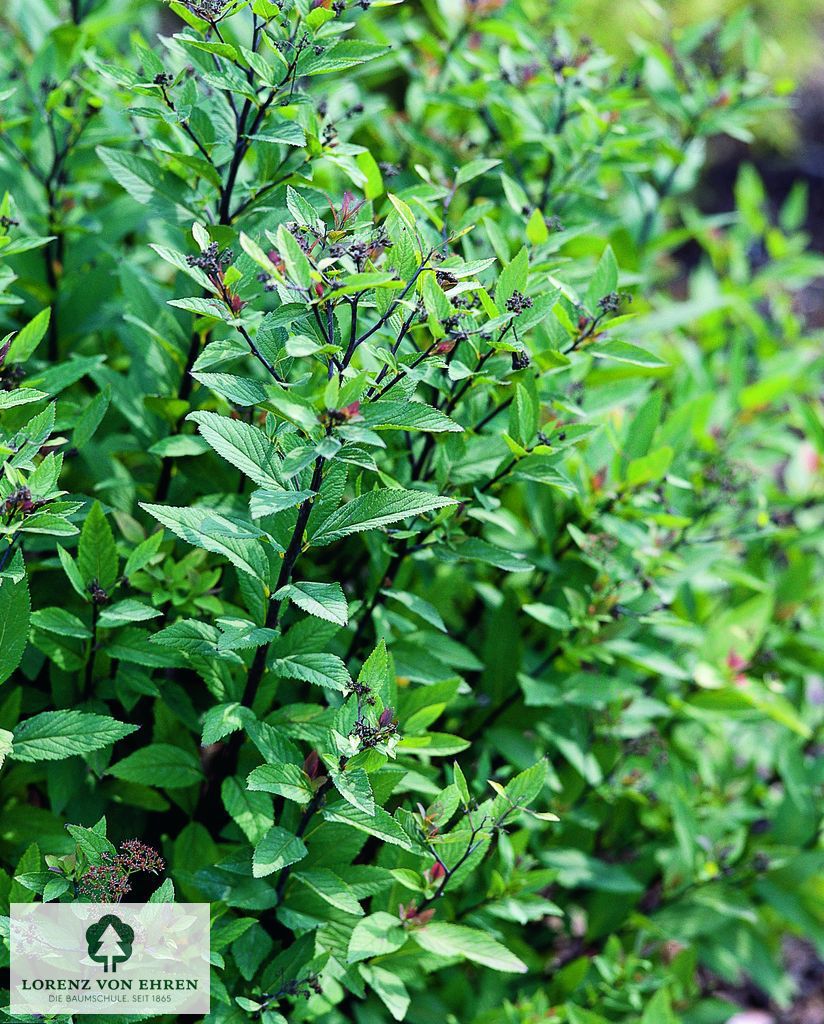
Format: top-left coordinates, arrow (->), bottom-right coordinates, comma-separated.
0,551 -> 30,686
327,765 -> 375,816
65,822 -> 117,864
523,603 -> 572,630
168,297 -> 234,322
294,869 -> 364,916
310,489 -> 456,545
97,599 -> 161,627
276,581 -> 348,626
625,446 -> 673,487
149,878 -> 176,903
348,911 -> 407,962
107,744 -> 203,787
383,589 -> 446,631
189,372 -> 269,407
248,123 -> 307,147
140,504 -> 269,580
222,777 -> 272,845
586,244 -> 619,309
302,40 -> 389,76
253,825 -> 307,878
11,711 -> 138,762
412,923 -> 527,973
7,308 -> 50,364
276,224 -> 312,290
77,501 -> 119,591
321,802 -> 415,850
31,607 -> 91,638
0,729 -> 14,770
495,246 -> 528,306
188,411 -> 283,487
359,401 -> 463,433
96,146 -> 189,209
455,158 -> 502,187
593,341 -> 667,368
0,388 -> 50,409
250,489 -> 313,519
57,544 -> 88,600
202,703 -> 253,745
361,965 -> 410,1021
150,617 -> 213,654
272,652 -> 352,692
247,763 -> 314,804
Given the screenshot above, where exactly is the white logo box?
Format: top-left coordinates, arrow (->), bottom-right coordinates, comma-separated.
10,902 -> 210,1015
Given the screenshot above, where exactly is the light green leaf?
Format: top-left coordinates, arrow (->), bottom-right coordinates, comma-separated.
348,912 -> 407,962
202,703 -> 253,745
7,308 -> 50,364
523,603 -> 572,630
276,224 -> 312,290
495,246 -> 528,306
31,607 -> 91,638
593,341 -> 666,368
189,372 -> 269,407
412,923 -> 527,973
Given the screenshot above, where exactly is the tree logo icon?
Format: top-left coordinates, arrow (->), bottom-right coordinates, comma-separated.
85,914 -> 134,973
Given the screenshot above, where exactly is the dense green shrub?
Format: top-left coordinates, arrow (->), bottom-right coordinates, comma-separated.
1,1 -> 822,1021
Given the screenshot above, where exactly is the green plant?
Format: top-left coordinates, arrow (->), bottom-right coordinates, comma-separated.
0,1 -> 822,1022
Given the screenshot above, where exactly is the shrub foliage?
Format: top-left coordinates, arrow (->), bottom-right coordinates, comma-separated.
0,0 -> 822,1021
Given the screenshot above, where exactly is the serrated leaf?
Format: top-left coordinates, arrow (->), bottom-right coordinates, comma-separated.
77,502 -> 118,591
311,489 -> 456,545
107,744 -> 203,788
348,912 -> 407,962
188,411 -> 283,486
202,703 -> 253,745
321,802 -> 415,850
222,777 -> 272,845
328,765 -> 375,816
0,551 -> 30,686
11,711 -> 138,762
31,607 -> 91,638
294,869 -> 363,916
272,652 -> 352,691
253,825 -> 307,878
247,763 -> 313,804
411,923 -> 527,973
189,372 -> 269,407
359,401 -> 463,433
140,503 -> 269,580
276,581 -> 348,626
